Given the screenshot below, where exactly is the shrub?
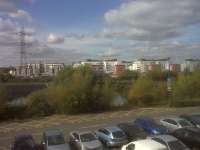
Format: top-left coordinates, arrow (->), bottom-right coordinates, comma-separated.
0,83 -> 8,113
27,90 -> 55,117
128,76 -> 167,106
173,71 -> 200,100
27,66 -> 115,115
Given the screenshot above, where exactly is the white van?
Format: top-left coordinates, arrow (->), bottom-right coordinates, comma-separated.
121,139 -> 167,150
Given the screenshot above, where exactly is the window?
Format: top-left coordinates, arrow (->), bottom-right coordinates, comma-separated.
99,129 -> 110,135
168,140 -> 187,150
178,120 -> 192,127
112,131 -> 125,138
126,144 -> 135,150
152,138 -> 167,146
80,133 -> 96,142
164,119 -> 177,125
73,133 -> 79,140
47,134 -> 65,146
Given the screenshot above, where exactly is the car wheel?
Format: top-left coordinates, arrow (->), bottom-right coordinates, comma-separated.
105,141 -> 110,148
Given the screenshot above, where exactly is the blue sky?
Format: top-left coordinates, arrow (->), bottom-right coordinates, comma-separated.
21,0 -> 122,32
0,0 -> 200,66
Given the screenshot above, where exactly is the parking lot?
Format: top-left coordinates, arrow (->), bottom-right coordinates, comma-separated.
0,106 -> 200,150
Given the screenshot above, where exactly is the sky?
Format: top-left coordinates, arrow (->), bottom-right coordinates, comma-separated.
0,0 -> 200,66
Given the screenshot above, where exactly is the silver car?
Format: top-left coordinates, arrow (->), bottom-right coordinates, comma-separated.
160,117 -> 194,131
150,134 -> 190,150
95,126 -> 128,147
42,129 -> 70,150
69,131 -> 103,150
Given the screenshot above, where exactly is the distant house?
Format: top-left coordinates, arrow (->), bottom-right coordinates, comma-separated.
11,63 -> 65,77
169,64 -> 181,72
129,58 -> 170,72
181,59 -> 200,72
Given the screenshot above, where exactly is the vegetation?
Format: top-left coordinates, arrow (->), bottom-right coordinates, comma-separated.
0,83 -> 8,113
1,66 -> 200,120
27,66 -> 115,116
128,76 -> 167,106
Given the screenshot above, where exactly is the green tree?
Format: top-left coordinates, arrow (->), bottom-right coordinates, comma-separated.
27,66 -> 115,115
173,71 -> 200,100
128,76 -> 167,106
0,83 -> 8,113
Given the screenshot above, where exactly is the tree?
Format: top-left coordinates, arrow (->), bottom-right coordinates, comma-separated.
0,83 -> 8,113
128,76 -> 167,106
173,71 -> 200,100
27,66 -> 115,115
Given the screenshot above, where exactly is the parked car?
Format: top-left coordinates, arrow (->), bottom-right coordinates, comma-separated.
171,127 -> 200,149
149,134 -> 190,150
11,134 -> 38,150
180,114 -> 200,128
69,131 -> 103,150
160,117 -> 194,131
95,126 -> 128,147
117,122 -> 147,141
134,117 -> 168,135
41,129 -> 70,150
121,139 -> 167,150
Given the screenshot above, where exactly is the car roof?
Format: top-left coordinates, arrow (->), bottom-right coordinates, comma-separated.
15,134 -> 33,140
104,126 -> 122,132
186,127 -> 200,133
162,117 -> 186,122
136,117 -> 154,122
152,135 -> 178,142
44,129 -> 63,136
132,139 -> 166,149
73,130 -> 94,135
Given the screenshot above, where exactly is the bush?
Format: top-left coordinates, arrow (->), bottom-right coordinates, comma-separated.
0,83 -> 8,113
173,71 -> 200,100
27,66 -> 115,115
128,76 -> 167,106
171,99 -> 200,107
27,90 -> 55,117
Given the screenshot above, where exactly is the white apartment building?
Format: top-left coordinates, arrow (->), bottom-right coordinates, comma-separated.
129,58 -> 170,72
74,59 -> 126,75
181,59 -> 200,72
102,59 -> 118,74
14,63 -> 64,77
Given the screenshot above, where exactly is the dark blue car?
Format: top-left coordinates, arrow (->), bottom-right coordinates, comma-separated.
11,134 -> 38,150
134,117 -> 168,135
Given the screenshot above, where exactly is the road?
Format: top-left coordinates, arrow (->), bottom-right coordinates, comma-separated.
0,106 -> 200,150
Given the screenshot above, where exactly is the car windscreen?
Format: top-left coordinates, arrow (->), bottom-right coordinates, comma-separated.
191,115 -> 200,124
146,120 -> 159,127
178,120 -> 193,127
80,133 -> 97,142
168,140 -> 187,150
112,131 -> 125,138
15,137 -> 35,149
48,134 -> 65,146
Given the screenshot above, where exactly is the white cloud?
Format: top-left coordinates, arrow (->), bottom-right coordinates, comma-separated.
0,0 -> 16,13
9,9 -> 32,22
104,0 -> 200,41
47,33 -> 65,44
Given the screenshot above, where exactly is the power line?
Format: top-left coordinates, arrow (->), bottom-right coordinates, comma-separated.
18,27 -> 27,67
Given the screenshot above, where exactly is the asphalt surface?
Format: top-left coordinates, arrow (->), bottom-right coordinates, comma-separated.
0,106 -> 200,150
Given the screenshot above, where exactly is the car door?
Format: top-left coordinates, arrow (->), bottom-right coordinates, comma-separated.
173,130 -> 191,148
41,133 -> 47,150
97,129 -> 110,143
182,131 -> 199,148
71,132 -> 81,150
